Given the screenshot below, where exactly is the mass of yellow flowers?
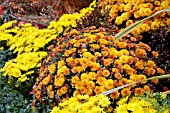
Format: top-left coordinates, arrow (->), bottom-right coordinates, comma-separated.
114,96 -> 169,113
0,0 -> 96,83
51,94 -> 111,113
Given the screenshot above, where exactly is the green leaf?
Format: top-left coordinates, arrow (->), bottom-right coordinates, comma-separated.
115,8 -> 170,40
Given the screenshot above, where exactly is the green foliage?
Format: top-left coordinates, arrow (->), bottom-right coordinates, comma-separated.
137,93 -> 170,113
0,49 -> 37,113
0,72 -> 37,113
0,49 -> 15,68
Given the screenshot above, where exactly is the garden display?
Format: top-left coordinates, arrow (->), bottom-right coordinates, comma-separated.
0,0 -> 170,113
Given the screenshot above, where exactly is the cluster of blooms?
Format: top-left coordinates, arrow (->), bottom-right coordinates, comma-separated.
0,0 -> 96,83
98,0 -> 170,35
31,26 -> 165,111
51,94 -> 111,113
0,21 -> 57,83
115,94 -> 169,113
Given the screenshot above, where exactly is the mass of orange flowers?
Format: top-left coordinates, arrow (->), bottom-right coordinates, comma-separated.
31,26 -> 165,109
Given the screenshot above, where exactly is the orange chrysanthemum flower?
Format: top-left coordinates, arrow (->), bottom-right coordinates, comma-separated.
104,58 -> 113,66
89,55 -> 96,62
57,90 -> 63,96
152,51 -> 159,57
126,20 -> 134,26
94,86 -> 102,94
134,87 -> 143,95
117,42 -> 127,48
110,90 -> 120,99
35,91 -> 41,100
64,50 -> 72,56
42,76 -> 50,85
71,67 -> 78,73
54,77 -> 64,87
143,85 -> 150,92
79,86 -> 88,94
156,68 -> 165,74
71,76 -> 80,84
49,91 -> 55,98
48,64 -> 56,74
114,73 -> 122,79
86,81 -> 95,89
102,69 -> 110,77
75,81 -> 83,89
64,68 -> 70,75
127,56 -> 134,64
97,77 -> 107,85
101,51 -> 109,57
121,88 -> 131,96
138,74 -> 147,84
136,48 -> 147,58
73,90 -> 80,97
120,78 -> 128,85
112,68 -> 119,73
88,72 -> 96,80
135,61 -> 144,70
151,79 -> 159,84
95,52 -> 102,57
60,86 -> 67,94
147,60 -> 156,68
145,67 -> 156,75
86,89 -> 93,95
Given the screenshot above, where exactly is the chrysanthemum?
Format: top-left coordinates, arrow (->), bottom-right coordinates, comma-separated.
35,91 -> 41,100
119,55 -> 129,63
114,73 -> 122,79
105,79 -> 114,89
42,76 -> 50,85
95,52 -> 102,57
104,58 -> 113,66
48,64 -> 56,74
117,42 -> 127,48
49,91 -> 55,98
79,86 -> 88,94
47,85 -> 53,92
120,78 -> 128,85
94,86 -> 102,94
138,74 -> 147,84
151,79 -> 159,84
134,87 -> 143,95
101,51 -> 109,57
156,68 -> 165,74
86,81 -> 95,89
71,76 -> 80,84
135,61 -> 144,70
89,72 -> 96,80
110,90 -> 120,99
60,86 -> 68,94
97,77 -> 107,85
121,88 -> 131,96
102,69 -> 110,77
75,81 -> 83,89
143,85 -> 150,92
73,90 -> 80,97
81,73 -> 89,80
136,49 -> 147,58
147,60 -> 156,68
